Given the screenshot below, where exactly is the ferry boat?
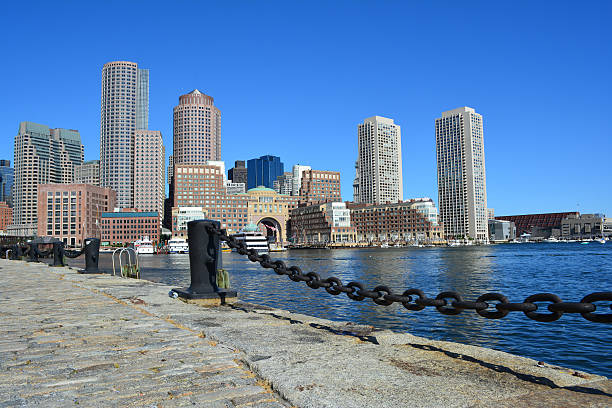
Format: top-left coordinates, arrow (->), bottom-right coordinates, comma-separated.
133,237 -> 155,254
167,237 -> 189,254
230,224 -> 269,254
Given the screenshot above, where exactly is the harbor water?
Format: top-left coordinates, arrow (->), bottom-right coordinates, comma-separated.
71,242 -> 611,377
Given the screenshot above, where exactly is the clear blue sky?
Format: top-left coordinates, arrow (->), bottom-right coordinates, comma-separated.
1,1 -> 610,216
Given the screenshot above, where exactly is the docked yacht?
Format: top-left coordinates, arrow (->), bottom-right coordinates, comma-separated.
133,237 -> 155,254
168,237 -> 189,254
230,224 -> 269,254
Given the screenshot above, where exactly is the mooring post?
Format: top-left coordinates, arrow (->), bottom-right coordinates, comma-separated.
52,241 -> 65,267
26,243 -> 39,263
172,219 -> 237,304
81,238 -> 101,273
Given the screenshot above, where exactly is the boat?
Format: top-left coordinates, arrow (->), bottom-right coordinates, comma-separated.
230,224 -> 269,254
543,236 -> 559,243
269,242 -> 287,252
221,242 -> 232,252
133,237 -> 155,254
380,242 -> 390,248
580,241 -> 590,245
596,238 -> 606,244
168,237 -> 189,254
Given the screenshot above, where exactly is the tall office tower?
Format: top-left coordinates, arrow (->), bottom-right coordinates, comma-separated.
0,160 -> 14,206
357,116 -> 403,205
352,160 -> 359,204
173,89 -> 221,165
435,107 -> 488,242
292,164 -> 310,196
167,155 -> 174,185
11,121 -> 83,236
228,160 -> 247,184
133,130 -> 165,225
100,60 -> 149,209
74,160 -> 100,186
273,172 -> 293,195
247,155 -> 284,189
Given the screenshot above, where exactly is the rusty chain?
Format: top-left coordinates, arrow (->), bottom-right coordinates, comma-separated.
207,225 -> 612,324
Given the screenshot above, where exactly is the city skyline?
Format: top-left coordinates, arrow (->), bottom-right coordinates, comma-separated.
1,2 -> 610,216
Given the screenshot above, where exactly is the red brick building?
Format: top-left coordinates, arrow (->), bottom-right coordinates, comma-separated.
100,209 -> 160,246
37,184 -> 116,247
495,212 -> 578,237
299,170 -> 341,204
0,201 -> 12,232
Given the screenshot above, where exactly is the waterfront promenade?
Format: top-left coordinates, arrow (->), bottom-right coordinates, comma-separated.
1,259 -> 610,407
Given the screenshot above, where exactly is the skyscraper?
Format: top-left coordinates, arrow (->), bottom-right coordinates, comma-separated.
11,121 -> 83,236
292,164 -> 311,196
173,89 -> 221,165
247,155 -> 284,190
74,160 -> 100,186
357,116 -> 403,205
133,130 -> 165,225
228,160 -> 247,185
100,61 -> 149,209
0,160 -> 14,207
435,107 -> 488,242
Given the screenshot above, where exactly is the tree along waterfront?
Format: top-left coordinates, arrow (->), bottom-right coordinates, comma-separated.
64,242 -> 612,377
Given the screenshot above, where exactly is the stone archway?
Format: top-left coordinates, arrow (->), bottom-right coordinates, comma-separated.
257,217 -> 282,244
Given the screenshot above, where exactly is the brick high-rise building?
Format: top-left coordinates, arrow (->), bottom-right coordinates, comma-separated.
435,107 -> 488,242
0,201 -> 12,232
11,122 -> 83,236
133,130 -> 165,225
100,61 -> 149,209
357,116 -> 403,205
74,160 -> 100,186
299,169 -> 341,204
37,184 -> 116,246
173,90 -> 221,165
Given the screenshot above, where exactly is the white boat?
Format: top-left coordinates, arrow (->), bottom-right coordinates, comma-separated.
380,242 -> 390,248
231,224 -> 269,254
133,237 -> 155,254
269,243 -> 287,252
596,238 -> 606,244
168,237 -> 189,254
543,236 -> 559,243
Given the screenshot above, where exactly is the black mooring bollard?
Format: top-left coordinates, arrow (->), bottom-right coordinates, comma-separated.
172,220 -> 237,303
26,244 -> 39,262
11,245 -> 23,260
52,241 -> 65,267
80,238 -> 100,273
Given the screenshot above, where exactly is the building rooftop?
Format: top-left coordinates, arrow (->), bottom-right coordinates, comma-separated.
102,212 -> 158,218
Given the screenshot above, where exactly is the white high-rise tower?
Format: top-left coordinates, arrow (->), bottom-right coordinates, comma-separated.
357,116 -> 403,205
435,107 -> 488,242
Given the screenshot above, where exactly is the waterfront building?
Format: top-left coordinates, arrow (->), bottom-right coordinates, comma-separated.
348,200 -> 444,243
172,163 -> 300,240
247,155 -> 283,190
226,182 -> 246,195
435,107 -> 488,242
357,116 -> 403,205
100,209 -> 159,246
561,213 -> 611,239
100,61 -> 149,209
133,130 -> 165,225
496,212 -> 578,238
488,219 -> 516,242
11,122 -> 83,236
292,164 -> 311,196
0,202 -> 12,233
290,202 -> 356,244
0,160 -> 14,207
273,172 -> 293,195
228,160 -> 247,185
487,208 -> 495,219
74,160 -> 100,186
299,169 -> 341,204
37,184 -> 116,247
173,89 -> 221,165
171,207 -> 207,238
409,198 -> 439,226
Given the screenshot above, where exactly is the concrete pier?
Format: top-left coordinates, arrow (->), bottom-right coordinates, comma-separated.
0,259 -> 610,407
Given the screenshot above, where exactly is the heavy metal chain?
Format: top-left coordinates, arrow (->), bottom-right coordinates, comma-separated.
208,225 -> 612,324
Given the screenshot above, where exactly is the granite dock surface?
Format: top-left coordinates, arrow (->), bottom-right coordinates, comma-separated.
0,258 -> 610,407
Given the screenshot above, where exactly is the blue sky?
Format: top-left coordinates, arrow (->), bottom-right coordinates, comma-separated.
1,1 -> 610,216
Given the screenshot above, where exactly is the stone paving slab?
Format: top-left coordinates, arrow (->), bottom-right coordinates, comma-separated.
1,259 -> 610,407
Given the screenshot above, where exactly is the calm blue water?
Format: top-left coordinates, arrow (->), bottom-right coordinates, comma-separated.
76,242 -> 612,377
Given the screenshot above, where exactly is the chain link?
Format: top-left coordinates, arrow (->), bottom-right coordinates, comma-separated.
207,225 -> 612,324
